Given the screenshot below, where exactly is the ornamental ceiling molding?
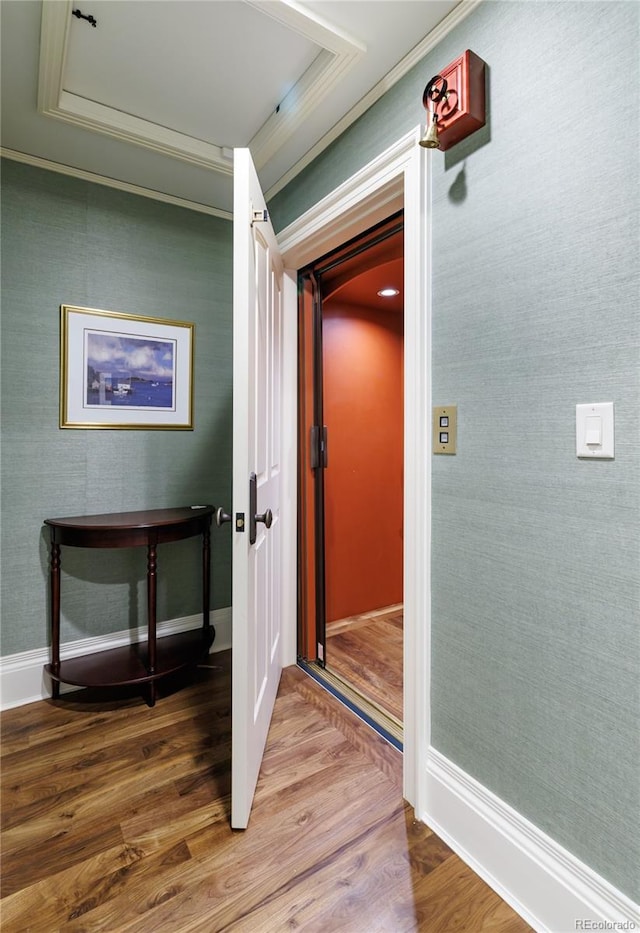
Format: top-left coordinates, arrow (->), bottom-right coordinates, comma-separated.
36,0 -> 365,177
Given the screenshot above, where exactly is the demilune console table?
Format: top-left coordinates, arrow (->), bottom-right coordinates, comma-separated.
44,506 -> 216,706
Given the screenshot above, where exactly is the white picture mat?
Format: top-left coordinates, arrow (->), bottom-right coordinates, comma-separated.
61,305 -> 194,429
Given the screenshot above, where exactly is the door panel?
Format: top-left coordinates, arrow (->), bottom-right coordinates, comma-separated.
232,148 -> 283,829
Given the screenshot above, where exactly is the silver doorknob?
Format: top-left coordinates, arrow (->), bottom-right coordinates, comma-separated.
216,507 -> 232,526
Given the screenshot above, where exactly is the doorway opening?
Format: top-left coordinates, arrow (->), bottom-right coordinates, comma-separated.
297,212 -> 404,744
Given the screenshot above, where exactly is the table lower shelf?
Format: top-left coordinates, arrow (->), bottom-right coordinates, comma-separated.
45,627 -> 215,689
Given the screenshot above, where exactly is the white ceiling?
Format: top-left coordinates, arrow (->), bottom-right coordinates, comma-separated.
0,0 -> 471,218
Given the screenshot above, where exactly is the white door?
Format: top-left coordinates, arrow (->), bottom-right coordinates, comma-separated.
231,148 -> 284,829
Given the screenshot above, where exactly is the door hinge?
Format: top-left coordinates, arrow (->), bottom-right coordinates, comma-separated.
310,425 -> 328,469
251,208 -> 269,225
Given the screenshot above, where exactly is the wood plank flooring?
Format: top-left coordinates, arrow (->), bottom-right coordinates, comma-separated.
1,651 -> 532,932
326,606 -> 403,722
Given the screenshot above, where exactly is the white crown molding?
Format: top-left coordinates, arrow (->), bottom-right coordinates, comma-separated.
424,747 -> 640,933
37,0 -> 71,115
246,0 -> 365,169
0,148 -> 232,220
56,91 -> 234,174
249,46 -> 360,170
265,0 -> 483,200
0,607 -> 232,711
248,0 -> 366,54
37,0 -> 364,176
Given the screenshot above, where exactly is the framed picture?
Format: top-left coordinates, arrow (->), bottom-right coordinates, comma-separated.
59,305 -> 194,429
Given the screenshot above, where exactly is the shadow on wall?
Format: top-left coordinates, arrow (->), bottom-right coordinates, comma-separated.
38,530 -> 146,644
448,163 -> 468,204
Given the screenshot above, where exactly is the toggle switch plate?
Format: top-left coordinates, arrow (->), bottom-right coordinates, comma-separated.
576,402 -> 614,459
433,406 -> 457,454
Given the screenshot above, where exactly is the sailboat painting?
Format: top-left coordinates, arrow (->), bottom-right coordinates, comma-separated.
85,331 -> 175,410
60,305 -> 194,430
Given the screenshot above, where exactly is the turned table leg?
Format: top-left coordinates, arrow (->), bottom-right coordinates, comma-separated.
202,525 -> 211,631
50,539 -> 61,699
147,543 -> 157,707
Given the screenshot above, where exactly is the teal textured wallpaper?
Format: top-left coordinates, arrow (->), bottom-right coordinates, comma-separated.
271,1 -> 640,902
1,161 -> 233,656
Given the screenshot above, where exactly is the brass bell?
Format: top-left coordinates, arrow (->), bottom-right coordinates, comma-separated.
420,112 -> 440,149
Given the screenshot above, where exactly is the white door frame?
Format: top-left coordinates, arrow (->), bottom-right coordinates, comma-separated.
278,126 -> 431,811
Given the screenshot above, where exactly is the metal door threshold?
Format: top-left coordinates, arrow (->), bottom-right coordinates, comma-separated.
297,659 -> 403,751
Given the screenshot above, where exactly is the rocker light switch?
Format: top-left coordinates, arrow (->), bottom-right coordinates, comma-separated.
576,403 -> 614,459
585,416 -> 602,446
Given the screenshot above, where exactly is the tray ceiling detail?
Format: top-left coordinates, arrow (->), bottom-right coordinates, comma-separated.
37,0 -> 365,175
2,0 -> 474,215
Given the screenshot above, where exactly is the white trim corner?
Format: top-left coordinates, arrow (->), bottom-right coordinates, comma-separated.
423,748 -> 640,933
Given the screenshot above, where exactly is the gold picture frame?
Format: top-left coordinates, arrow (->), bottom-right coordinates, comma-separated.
60,305 -> 194,430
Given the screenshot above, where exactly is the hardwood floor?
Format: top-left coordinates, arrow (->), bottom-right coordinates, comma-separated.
1,651 -> 532,932
326,606 -> 403,722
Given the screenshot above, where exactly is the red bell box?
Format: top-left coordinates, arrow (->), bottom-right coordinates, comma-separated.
425,50 -> 486,151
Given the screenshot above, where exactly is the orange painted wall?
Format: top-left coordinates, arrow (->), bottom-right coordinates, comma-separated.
322,301 -> 403,622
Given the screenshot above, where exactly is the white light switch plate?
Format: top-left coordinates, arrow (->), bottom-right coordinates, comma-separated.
576,402 -> 614,459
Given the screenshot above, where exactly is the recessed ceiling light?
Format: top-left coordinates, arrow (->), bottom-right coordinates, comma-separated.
377,287 -> 400,297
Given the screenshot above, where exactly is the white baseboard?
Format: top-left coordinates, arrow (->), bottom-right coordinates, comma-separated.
423,748 -> 640,933
0,607 -> 231,711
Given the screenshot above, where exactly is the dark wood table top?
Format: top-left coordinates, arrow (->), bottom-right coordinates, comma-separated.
44,506 -> 216,548
45,505 -> 215,530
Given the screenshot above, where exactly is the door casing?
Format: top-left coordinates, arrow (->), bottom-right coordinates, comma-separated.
278,126 -> 431,812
